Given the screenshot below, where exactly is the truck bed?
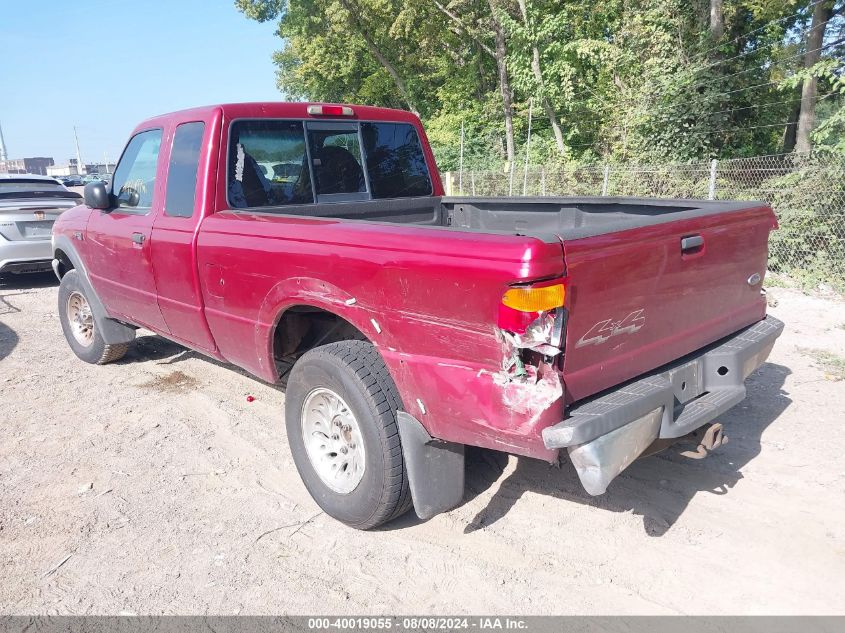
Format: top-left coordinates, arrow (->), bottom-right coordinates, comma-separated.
245,195 -> 766,242
439,196 -> 766,240
232,194 -> 775,404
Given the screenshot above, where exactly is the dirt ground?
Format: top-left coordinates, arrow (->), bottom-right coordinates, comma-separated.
1,273 -> 844,615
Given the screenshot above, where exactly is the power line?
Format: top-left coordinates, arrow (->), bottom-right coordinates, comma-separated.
692,0 -> 830,63
706,46 -> 842,99
523,91 -> 840,150
674,18 -> 843,90
534,75 -> 838,138
557,46 -> 841,131
695,38 -> 844,88
559,12 -> 843,116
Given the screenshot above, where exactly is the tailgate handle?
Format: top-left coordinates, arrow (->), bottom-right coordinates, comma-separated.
681,235 -> 704,251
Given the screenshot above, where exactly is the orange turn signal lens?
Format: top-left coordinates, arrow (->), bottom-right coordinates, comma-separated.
502,283 -> 565,313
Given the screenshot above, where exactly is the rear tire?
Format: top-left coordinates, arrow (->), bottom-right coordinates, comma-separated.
285,340 -> 412,529
58,270 -> 130,365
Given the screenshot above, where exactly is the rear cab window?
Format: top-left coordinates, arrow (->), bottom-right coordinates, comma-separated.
228,120 -> 313,208
226,119 -> 432,209
362,122 -> 432,198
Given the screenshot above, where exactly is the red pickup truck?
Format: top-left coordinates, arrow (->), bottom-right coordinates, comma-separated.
52,102 -> 783,529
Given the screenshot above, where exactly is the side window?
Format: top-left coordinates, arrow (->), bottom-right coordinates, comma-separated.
165,122 -> 205,218
112,129 -> 163,212
306,126 -> 367,198
228,120 -> 313,208
361,122 -> 432,199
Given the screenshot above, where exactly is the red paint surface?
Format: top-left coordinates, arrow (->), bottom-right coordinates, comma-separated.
561,207 -> 774,402
53,102 -> 776,462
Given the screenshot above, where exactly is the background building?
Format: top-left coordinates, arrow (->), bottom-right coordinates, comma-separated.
0,156 -> 55,175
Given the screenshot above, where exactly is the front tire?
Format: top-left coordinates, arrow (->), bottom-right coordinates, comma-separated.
58,270 -> 130,365
285,340 -> 411,529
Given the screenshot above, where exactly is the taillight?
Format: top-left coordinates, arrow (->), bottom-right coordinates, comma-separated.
307,104 -> 355,117
498,280 -> 565,336
502,283 -> 565,313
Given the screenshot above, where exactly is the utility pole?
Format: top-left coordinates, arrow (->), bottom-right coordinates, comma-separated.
522,98 -> 533,196
73,126 -> 84,175
458,120 -> 465,196
0,121 -> 8,161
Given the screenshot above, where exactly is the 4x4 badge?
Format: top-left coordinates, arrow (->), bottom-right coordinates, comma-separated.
576,309 -> 646,348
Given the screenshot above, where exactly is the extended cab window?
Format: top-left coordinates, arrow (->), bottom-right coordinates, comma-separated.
228,121 -> 313,208
306,124 -> 367,199
112,129 -> 162,212
361,123 -> 432,198
165,122 -> 205,218
226,119 -> 434,209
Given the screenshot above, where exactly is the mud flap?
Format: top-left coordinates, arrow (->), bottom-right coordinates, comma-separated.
567,407 -> 662,495
396,411 -> 465,520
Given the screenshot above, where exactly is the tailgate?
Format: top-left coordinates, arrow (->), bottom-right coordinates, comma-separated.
561,205 -> 776,403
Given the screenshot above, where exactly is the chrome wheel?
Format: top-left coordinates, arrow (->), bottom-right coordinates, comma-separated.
300,387 -> 366,494
66,291 -> 94,347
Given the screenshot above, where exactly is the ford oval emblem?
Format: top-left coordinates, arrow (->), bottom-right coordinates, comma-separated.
747,273 -> 762,286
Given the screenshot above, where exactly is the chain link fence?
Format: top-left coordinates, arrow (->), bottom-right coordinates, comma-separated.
443,153 -> 845,290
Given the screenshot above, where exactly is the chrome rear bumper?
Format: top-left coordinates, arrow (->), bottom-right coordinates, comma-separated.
543,316 -> 784,494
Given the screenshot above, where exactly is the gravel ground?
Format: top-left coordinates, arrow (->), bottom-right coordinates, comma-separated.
1,273 -> 844,615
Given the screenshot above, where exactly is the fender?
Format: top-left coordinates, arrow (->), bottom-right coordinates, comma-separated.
255,276 -> 386,382
52,234 -> 136,345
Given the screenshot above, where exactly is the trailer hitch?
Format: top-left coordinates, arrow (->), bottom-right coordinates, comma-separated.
680,423 -> 729,459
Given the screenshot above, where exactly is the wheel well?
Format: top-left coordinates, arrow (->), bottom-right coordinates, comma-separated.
272,305 -> 367,379
54,249 -> 74,278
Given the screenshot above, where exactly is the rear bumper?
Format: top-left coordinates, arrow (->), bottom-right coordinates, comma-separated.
543,315 -> 784,494
0,236 -> 53,274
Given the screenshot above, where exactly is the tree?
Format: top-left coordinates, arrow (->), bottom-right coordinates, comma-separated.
796,0 -> 836,152
515,0 -> 565,153
710,0 -> 725,39
487,0 -> 516,164
432,0 -> 517,164
236,0 -> 845,165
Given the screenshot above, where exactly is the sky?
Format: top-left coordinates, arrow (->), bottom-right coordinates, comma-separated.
0,0 -> 284,166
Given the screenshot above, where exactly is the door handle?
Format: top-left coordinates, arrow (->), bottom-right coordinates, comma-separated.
681,235 -> 704,251
131,232 -> 146,245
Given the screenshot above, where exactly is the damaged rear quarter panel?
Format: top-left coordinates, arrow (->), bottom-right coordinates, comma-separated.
197,211 -> 565,458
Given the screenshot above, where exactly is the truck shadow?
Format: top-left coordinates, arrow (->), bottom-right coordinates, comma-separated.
115,334 -> 792,537
0,320 -> 19,361
462,362 -> 792,537
119,334 -> 289,390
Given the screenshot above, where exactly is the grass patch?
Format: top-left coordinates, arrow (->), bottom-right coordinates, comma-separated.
799,348 -> 845,380
763,273 -> 792,289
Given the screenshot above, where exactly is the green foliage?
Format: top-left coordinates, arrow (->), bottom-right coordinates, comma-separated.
808,62 -> 845,154
233,0 -> 845,290
800,347 -> 845,378
764,160 -> 845,290
236,0 -> 843,166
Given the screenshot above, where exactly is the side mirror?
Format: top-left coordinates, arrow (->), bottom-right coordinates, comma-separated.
116,187 -> 141,208
84,181 -> 111,210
